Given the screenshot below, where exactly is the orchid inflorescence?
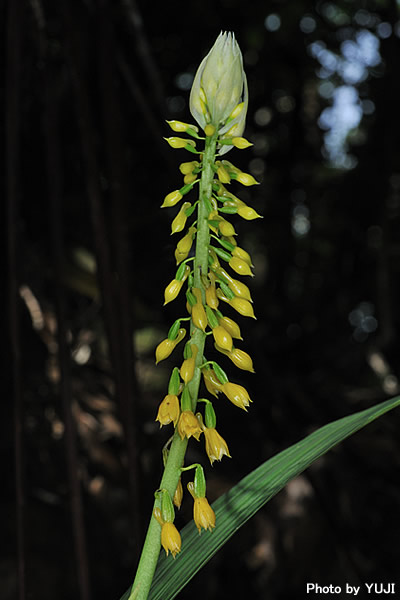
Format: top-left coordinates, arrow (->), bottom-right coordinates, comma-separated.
153,31 -> 260,559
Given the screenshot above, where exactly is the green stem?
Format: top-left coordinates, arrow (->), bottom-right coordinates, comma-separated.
129,132 -> 218,600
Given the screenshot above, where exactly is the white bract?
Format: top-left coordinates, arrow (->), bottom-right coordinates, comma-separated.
190,31 -> 248,154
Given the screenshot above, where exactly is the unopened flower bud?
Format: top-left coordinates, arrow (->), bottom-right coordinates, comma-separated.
237,205 -> 262,220
212,325 -> 233,352
171,202 -> 191,234
166,120 -> 199,133
231,136 -> 253,149
229,255 -> 253,276
164,137 -> 196,150
218,220 -> 236,237
155,328 -> 186,364
218,315 -> 243,339
161,190 -> 183,208
189,32 -> 248,151
236,172 -> 259,186
222,381 -> 252,410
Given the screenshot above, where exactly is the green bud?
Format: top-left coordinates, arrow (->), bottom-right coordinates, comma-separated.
181,386 -> 192,412
186,289 -> 197,307
168,320 -> 181,341
219,281 -> 235,299
212,246 -> 232,263
168,367 -> 181,395
205,402 -> 217,429
212,362 -> 229,385
193,465 -> 206,498
161,489 -> 175,523
205,306 -> 219,329
183,342 -> 193,360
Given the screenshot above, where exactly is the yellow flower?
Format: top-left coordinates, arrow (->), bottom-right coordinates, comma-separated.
177,410 -> 202,440
218,315 -> 243,340
203,427 -> 231,464
173,478 -> 183,509
161,190 -> 183,208
202,367 -> 224,397
222,381 -> 252,410
229,255 -> 253,276
155,328 -> 186,364
180,346 -> 198,384
175,226 -> 196,264
160,521 -> 181,558
171,202 -> 191,234
205,284 -> 219,309
236,172 -> 259,186
237,205 -> 262,220
232,245 -> 253,266
164,266 -> 190,305
229,296 -> 256,319
218,219 -> 236,237
164,279 -> 184,305
164,136 -> 196,149
215,345 -> 255,372
166,120 -> 199,133
179,161 -> 199,174
227,278 -> 252,302
189,32 -> 248,153
231,136 -> 253,149
192,302 -> 208,332
156,394 -> 180,427
212,325 -> 233,352
193,496 -> 216,533
217,163 -> 231,184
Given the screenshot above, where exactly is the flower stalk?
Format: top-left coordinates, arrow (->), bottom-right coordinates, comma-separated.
129,31 -> 258,600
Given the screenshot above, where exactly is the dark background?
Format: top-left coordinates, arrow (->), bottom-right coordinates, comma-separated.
4,0 -> 400,599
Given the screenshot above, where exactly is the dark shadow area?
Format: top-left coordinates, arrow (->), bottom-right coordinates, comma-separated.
3,0 -> 400,599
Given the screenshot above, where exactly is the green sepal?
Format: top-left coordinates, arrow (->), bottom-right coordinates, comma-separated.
208,219 -> 221,228
212,246 -> 232,262
205,402 -> 217,429
203,195 -> 213,214
212,362 -> 229,385
176,262 -> 188,281
215,237 -> 235,252
186,127 -> 202,139
179,182 -> 195,196
168,367 -> 181,395
181,386 -> 192,412
186,289 -> 197,307
218,138 -> 233,145
205,306 -> 219,329
219,281 -> 235,300
194,465 -> 206,498
219,206 -> 238,215
185,144 -> 200,154
208,253 -> 215,267
212,181 -> 221,192
185,204 -> 197,218
167,319 -> 181,341
161,489 -> 175,523
183,342 -> 193,360
188,272 -> 194,288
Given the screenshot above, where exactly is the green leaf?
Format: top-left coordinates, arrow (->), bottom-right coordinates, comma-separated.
120,395 -> 400,600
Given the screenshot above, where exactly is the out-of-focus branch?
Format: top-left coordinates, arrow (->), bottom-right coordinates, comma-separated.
96,0 -> 142,555
120,0 -> 165,111
44,52 -> 92,600
6,0 -> 25,598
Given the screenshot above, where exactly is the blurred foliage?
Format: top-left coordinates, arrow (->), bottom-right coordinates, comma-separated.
3,0 -> 400,599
